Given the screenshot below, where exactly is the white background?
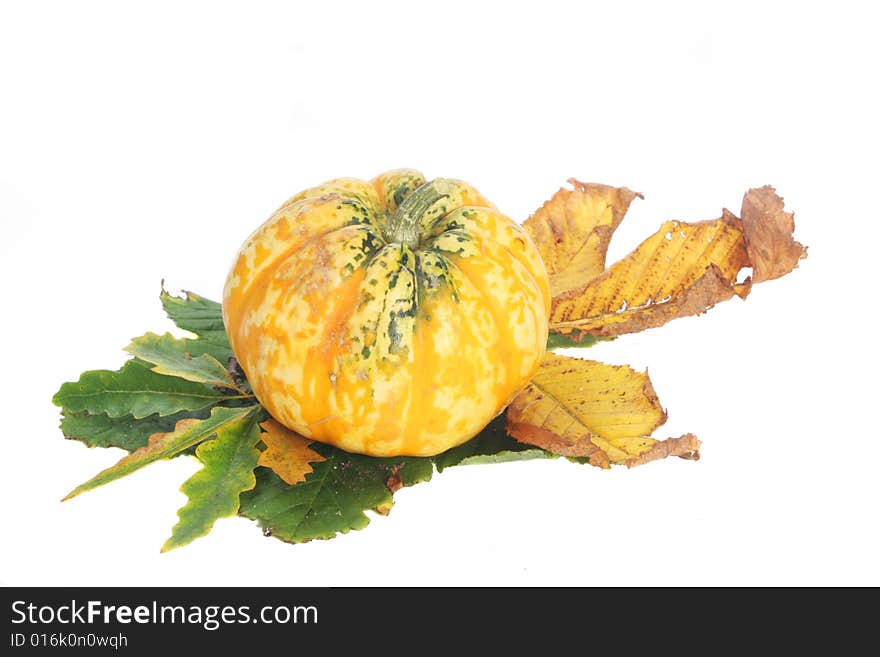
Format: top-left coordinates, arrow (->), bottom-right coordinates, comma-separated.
1,0 -> 877,586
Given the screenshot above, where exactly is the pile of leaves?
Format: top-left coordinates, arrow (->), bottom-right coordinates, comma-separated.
53,182 -> 805,550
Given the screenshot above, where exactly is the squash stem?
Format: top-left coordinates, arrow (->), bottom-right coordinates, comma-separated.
385,179 -> 452,247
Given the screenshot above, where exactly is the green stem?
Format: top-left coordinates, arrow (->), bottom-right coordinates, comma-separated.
384,179 -> 451,247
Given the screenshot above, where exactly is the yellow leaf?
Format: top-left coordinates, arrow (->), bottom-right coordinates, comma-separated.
506,353 -> 700,468
548,186 -> 806,340
622,434 -> 701,468
523,180 -> 642,297
257,419 -> 326,485
550,214 -> 749,338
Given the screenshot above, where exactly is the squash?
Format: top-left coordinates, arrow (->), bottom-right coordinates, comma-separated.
222,169 -> 550,456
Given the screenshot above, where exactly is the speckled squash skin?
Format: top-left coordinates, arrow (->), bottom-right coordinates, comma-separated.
222,169 -> 550,456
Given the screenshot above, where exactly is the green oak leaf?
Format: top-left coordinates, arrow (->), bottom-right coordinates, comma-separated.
162,413 -> 262,552
59,409 -> 208,452
126,332 -> 237,390
433,415 -> 554,472
160,288 -> 233,362
239,416 -> 553,544
63,405 -> 259,500
239,445 -> 435,543
52,360 -> 238,419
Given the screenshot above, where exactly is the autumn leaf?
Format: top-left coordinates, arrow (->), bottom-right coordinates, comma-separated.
506,353 -> 700,468
624,433 -> 701,467
740,185 -> 807,283
257,419 -> 326,485
524,180 -> 642,297
62,405 -> 259,500
551,213 -> 750,339
125,332 -> 239,390
163,413 -> 262,552
544,186 -> 805,341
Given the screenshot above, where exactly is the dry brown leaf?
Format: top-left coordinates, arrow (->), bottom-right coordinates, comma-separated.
740,186 -> 807,283
548,187 -> 804,340
550,213 -> 749,338
623,434 -> 701,468
506,183 -> 803,470
523,180 -> 642,297
257,419 -> 326,485
506,353 -> 692,468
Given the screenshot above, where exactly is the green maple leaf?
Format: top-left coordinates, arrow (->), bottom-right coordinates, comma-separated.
163,412 -> 262,552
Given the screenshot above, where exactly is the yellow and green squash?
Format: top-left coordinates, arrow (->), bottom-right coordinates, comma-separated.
223,169 -> 550,456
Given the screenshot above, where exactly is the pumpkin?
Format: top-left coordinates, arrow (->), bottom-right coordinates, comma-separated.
222,169 -> 550,456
